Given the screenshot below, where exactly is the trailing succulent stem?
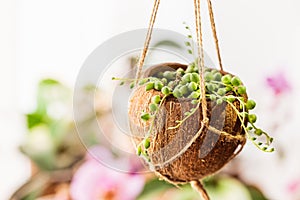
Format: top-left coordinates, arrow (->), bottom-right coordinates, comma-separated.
183,22 -> 197,60
137,93 -> 169,161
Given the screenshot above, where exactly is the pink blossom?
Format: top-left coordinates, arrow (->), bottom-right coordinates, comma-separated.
266,71 -> 291,96
287,179 -> 300,194
70,147 -> 145,200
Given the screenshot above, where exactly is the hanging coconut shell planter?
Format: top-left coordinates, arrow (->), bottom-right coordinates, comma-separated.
114,0 -> 274,199
128,63 -> 248,182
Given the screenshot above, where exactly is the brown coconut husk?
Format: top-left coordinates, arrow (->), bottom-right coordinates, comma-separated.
129,63 -> 247,185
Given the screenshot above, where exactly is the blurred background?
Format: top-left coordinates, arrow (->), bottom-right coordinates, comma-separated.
1,0 -> 300,199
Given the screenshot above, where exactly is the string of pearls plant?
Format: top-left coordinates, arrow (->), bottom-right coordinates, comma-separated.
113,25 -> 274,161
113,64 -> 274,159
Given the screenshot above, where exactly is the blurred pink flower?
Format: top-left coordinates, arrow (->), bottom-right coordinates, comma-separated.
70,147 -> 145,200
266,71 -> 291,96
287,179 -> 300,194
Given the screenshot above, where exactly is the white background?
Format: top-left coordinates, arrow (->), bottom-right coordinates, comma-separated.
1,0 -> 300,199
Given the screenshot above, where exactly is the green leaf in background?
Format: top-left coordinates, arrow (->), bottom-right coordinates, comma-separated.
205,176 -> 252,200
26,78 -> 71,128
137,175 -> 269,200
137,178 -> 174,200
153,40 -> 183,50
137,178 -> 174,199
20,125 -> 56,170
204,175 -> 270,200
137,178 -> 200,200
40,79 -> 60,85
26,112 -> 50,129
22,78 -> 79,170
247,185 -> 268,200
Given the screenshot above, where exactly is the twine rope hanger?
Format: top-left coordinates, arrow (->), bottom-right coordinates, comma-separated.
194,0 -> 208,123
207,0 -> 223,71
134,0 -> 224,78
134,1 -> 223,199
191,1 -> 209,199
134,0 -> 224,102
134,0 -> 161,85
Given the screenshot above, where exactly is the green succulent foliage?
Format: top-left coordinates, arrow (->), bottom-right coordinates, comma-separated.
114,60 -> 274,160
137,175 -> 269,200
113,24 -> 274,159
22,79 -> 87,171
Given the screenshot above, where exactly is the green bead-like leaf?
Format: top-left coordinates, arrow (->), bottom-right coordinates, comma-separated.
137,146 -> 142,156
168,81 -> 175,88
217,88 -> 226,96
226,95 -> 235,103
225,86 -> 232,92
190,73 -> 200,83
246,100 -> 256,110
173,89 -> 182,98
213,72 -> 222,81
139,79 -> 147,85
154,81 -> 163,90
130,82 -> 135,89
248,114 -> 257,123
161,86 -> 171,95
185,41 -> 191,46
237,86 -> 247,95
189,91 -> 200,99
141,113 -> 151,121
206,84 -> 216,92
144,138 -> 151,149
254,129 -> 263,136
231,77 -> 242,86
149,103 -> 158,112
182,73 -> 191,84
188,82 -> 198,91
176,68 -> 185,76
145,82 -> 154,91
216,99 -> 223,105
204,72 -> 214,82
221,74 -> 232,84
163,71 -> 176,80
161,78 -> 168,85
152,95 -> 161,104
209,94 -> 217,101
262,147 -> 268,151
180,85 -> 189,95
186,65 -> 196,73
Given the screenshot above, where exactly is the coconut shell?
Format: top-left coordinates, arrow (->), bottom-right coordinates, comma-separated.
128,63 -> 247,184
